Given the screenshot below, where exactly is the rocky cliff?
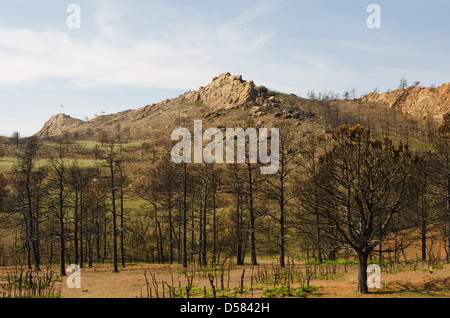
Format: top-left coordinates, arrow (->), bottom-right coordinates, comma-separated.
363,83 -> 450,121
183,72 -> 268,110
35,72 -> 309,140
34,73 -> 449,142
35,113 -> 84,138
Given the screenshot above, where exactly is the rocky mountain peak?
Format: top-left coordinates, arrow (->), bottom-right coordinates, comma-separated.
35,113 -> 84,138
363,83 -> 450,121
183,72 -> 268,110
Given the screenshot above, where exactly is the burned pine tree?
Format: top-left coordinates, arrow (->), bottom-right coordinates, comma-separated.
311,125 -> 419,294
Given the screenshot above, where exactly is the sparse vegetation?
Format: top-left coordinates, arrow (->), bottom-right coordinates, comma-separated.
0,267 -> 61,298
0,78 -> 449,298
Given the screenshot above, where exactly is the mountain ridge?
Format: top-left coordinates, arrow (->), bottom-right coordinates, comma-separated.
363,83 -> 450,121
34,73 -> 450,141
35,72 -> 307,141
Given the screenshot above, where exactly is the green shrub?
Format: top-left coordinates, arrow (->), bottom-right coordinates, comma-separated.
263,285 -> 320,298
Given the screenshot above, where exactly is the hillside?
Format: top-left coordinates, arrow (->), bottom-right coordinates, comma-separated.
36,113 -> 85,139
34,72 -> 328,142
34,73 -> 450,143
363,83 -> 450,121
4,73 -> 450,300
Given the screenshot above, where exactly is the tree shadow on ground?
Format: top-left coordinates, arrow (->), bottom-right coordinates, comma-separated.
372,277 -> 450,296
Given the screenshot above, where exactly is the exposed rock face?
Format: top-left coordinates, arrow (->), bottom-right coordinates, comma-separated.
40,72 -> 450,141
35,113 -> 84,138
183,72 -> 268,110
363,83 -> 450,121
35,72 -> 276,139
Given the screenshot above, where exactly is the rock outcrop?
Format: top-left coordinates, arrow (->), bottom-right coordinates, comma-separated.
36,72 -> 448,141
35,113 -> 84,138
34,73 -> 278,139
363,83 -> 450,121
183,72 -> 268,110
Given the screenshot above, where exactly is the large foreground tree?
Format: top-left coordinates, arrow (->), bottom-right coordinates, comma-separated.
313,125 -> 420,294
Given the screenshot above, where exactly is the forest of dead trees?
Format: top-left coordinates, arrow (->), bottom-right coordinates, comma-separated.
0,101 -> 449,294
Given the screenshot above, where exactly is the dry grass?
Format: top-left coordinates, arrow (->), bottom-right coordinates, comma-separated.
2,260 -> 444,299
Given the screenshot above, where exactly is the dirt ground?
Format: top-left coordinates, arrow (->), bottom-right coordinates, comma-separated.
49,262 -> 450,299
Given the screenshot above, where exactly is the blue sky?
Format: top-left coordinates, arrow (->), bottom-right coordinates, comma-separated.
0,0 -> 449,137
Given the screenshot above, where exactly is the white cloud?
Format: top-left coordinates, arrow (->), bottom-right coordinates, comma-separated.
0,0 -> 280,92
0,24 -> 201,88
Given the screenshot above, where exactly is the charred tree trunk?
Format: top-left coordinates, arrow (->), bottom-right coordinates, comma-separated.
248,163 -> 257,266
357,252 -> 369,294
279,173 -> 285,268
74,191 -> 79,265
59,179 -> 66,277
202,180 -> 208,267
212,187 -> 217,267
26,173 -> 40,272
235,190 -> 243,265
168,193 -> 174,264
182,163 -> 188,268
111,172 -> 118,273
120,187 -> 125,268
79,189 -> 84,268
421,219 -> 427,262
